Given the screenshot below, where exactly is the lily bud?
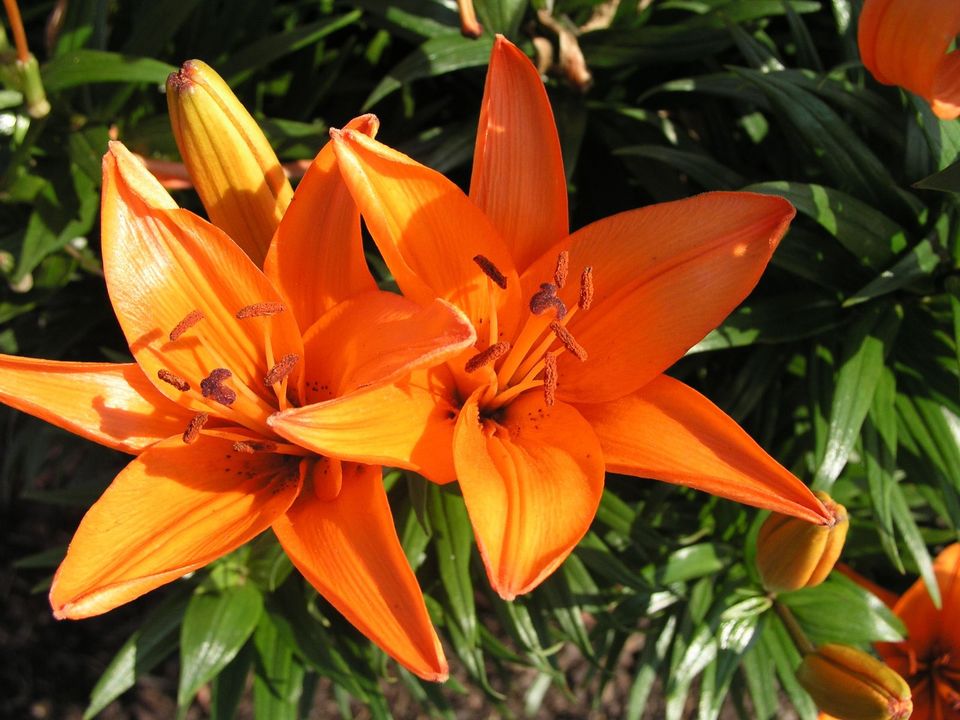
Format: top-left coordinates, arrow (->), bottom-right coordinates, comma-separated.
756,491 -> 848,593
797,644 -> 912,720
166,60 -> 293,266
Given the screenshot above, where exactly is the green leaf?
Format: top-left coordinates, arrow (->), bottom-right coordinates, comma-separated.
615,145 -> 746,190
814,304 -> 901,490
864,367 -> 903,570
844,239 -> 942,306
474,0 -> 527,37
889,480 -> 941,608
914,157 -> 960,193
657,543 -> 727,585
85,589 -> 190,719
364,33 -> 494,109
253,610 -> 306,720
42,50 -> 176,91
177,584 -> 264,710
210,642 -> 254,720
626,615 -> 678,720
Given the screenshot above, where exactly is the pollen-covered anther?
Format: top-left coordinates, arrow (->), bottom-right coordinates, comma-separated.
182,412 -> 209,444
200,368 -> 237,406
472,254 -> 508,290
579,266 -> 594,310
465,342 -> 511,373
236,301 -> 285,319
169,310 -> 204,341
554,251 -> 569,288
530,283 -> 567,319
233,439 -> 278,454
543,353 -> 558,406
550,321 -> 587,361
157,368 -> 190,392
264,353 -> 300,386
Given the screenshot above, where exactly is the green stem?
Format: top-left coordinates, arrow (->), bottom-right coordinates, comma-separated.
774,600 -> 815,656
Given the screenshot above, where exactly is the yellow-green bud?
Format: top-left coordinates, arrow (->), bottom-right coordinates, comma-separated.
756,491 -> 848,593
797,644 -> 912,720
166,60 -> 293,266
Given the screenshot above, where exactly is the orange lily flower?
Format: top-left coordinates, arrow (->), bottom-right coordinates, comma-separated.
858,0 -> 960,120
0,125 -> 479,681
268,36 -> 832,600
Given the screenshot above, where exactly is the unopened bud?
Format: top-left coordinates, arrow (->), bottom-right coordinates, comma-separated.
166,60 -> 293,266
797,644 -> 912,720
756,491 -> 848,593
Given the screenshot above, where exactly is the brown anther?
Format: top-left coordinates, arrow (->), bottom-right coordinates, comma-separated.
473,254 -> 508,290
200,368 -> 237,406
169,310 -> 204,341
554,251 -> 569,288
530,282 -> 568,319
157,369 -> 190,392
465,342 -> 511,373
543,353 -> 558,407
182,412 -> 209,444
579,266 -> 593,310
232,440 -> 278,454
236,302 -> 285,319
264,353 -> 300,387
550,321 -> 588,361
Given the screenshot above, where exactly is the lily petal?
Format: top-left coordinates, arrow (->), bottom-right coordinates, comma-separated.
50,433 -> 301,619
529,192 -> 794,403
272,461 -> 448,681
330,129 -> 522,341
298,291 -> 475,397
270,368 -> 460,484
0,357 -> 197,453
576,375 -> 830,524
263,115 -> 380,331
101,142 -> 304,432
453,388 -> 605,598
470,36 -> 568,272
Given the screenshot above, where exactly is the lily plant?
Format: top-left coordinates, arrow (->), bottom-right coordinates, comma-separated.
268,35 -> 834,600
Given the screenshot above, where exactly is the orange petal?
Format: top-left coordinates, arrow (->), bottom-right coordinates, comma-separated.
0,356 -> 196,453
576,375 -> 830,524
297,290 -> 475,397
101,142 -> 304,433
330,128 -> 523,341
527,191 -> 795,403
270,367 -> 461,484
453,388 -> 605,598
263,115 -> 379,331
50,433 -> 301,619
470,36 -> 568,273
272,461 -> 448,681
858,0 -> 960,119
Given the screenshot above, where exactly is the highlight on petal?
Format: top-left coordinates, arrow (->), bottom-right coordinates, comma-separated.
270,367 -> 461,484
272,462 -> 448,681
470,35 -> 569,272
101,142 -> 304,433
330,128 -> 523,341
0,356 -> 197,454
167,59 -> 294,264
527,191 -> 795,404
50,433 -> 301,619
263,114 -> 380,331
577,375 -> 831,524
858,0 -> 960,120
453,388 -> 605,599
298,291 -> 475,396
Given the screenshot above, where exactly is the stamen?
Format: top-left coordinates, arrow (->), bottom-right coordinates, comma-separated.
473,255 -> 508,290
579,266 -> 593,310
232,439 -> 278,454
200,368 -> 237,406
264,353 -> 300,387
182,412 -> 209,444
543,353 -> 558,406
465,342 -> 511,373
550,321 -> 588,361
157,369 -> 190,392
530,283 -> 567,319
554,251 -> 569,288
236,301 -> 285,319
169,310 -> 204,341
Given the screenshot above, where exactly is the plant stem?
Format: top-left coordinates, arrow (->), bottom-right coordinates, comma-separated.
774,600 -> 816,656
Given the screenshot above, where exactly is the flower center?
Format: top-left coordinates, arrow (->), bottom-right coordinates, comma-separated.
465,251 -> 593,411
